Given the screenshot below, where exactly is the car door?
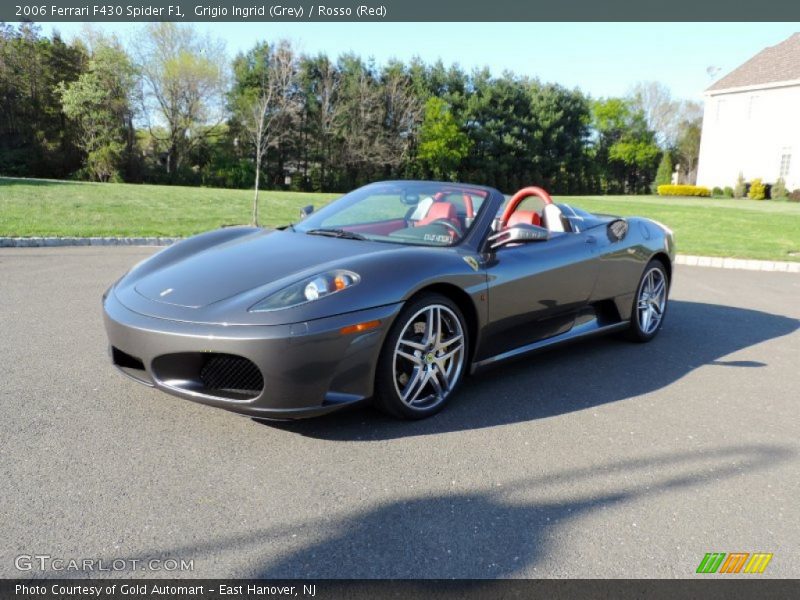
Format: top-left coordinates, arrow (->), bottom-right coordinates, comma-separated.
478,230 -> 600,360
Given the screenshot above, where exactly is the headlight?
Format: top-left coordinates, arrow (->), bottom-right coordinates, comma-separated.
249,270 -> 360,312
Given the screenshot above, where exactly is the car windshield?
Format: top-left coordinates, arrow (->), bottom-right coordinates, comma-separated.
294,182 -> 490,247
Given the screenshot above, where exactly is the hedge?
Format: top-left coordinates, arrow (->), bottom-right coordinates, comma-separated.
657,185 -> 712,197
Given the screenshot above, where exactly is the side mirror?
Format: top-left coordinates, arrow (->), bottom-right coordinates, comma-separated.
607,218 -> 628,242
488,224 -> 549,250
299,205 -> 315,220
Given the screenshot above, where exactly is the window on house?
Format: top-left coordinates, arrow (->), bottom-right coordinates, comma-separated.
779,152 -> 792,178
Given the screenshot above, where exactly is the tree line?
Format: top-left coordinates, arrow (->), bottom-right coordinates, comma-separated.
0,22 -> 702,197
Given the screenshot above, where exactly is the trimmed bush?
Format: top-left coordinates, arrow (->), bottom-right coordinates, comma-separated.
772,177 -> 788,199
734,173 -> 746,198
789,189 -> 800,203
723,186 -> 734,198
657,184 -> 712,197
712,186 -> 724,196
748,178 -> 766,200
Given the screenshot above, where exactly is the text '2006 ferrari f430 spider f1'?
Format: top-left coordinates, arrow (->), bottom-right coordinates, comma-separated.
103,181 -> 675,420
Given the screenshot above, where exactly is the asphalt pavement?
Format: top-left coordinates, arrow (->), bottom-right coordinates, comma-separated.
1,247 -> 799,578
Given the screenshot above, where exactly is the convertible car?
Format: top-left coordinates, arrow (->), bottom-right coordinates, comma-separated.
103,181 -> 674,420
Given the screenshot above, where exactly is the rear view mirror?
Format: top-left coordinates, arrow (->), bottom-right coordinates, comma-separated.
488,224 -> 549,249
299,205 -> 315,220
402,193 -> 420,205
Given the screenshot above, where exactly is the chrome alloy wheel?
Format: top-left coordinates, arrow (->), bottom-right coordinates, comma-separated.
392,304 -> 466,410
636,267 -> 667,335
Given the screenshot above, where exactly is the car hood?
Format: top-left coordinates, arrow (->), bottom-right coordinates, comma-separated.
133,229 -> 391,308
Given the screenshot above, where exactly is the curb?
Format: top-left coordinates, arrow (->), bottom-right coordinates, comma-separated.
0,237 -> 180,248
1,237 -> 798,273
674,254 -> 800,273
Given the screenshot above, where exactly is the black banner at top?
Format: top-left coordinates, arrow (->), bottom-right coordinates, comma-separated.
5,0 -> 800,22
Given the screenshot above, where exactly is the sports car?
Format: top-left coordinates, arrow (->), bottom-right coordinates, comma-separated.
103,181 -> 675,420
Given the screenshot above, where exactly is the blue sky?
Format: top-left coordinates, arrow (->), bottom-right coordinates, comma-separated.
44,22 -> 800,100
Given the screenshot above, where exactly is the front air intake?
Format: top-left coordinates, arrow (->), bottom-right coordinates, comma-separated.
151,352 -> 264,401
199,354 -> 264,398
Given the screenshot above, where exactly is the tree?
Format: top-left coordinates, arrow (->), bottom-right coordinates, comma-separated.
231,40 -> 299,225
134,23 -> 228,176
417,97 -> 471,180
629,81 -> 679,148
380,62 -> 424,175
674,116 -> 702,184
59,39 -> 137,181
592,97 -> 661,194
0,23 -> 86,177
298,53 -> 342,190
653,152 -> 673,189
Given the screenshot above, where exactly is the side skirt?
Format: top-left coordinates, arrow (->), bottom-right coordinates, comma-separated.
470,318 -> 629,373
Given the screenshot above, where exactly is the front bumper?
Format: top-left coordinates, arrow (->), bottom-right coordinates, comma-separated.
103,290 -> 402,419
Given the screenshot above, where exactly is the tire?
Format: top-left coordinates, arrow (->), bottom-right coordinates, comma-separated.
626,259 -> 670,342
374,293 -> 469,419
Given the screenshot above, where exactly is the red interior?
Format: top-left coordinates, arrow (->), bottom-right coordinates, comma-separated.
507,210 -> 541,227
415,201 -> 459,228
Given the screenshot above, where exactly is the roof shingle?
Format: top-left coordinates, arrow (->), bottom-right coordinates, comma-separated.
707,32 -> 800,92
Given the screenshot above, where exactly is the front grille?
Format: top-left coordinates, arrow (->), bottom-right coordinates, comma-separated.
199,354 -> 264,397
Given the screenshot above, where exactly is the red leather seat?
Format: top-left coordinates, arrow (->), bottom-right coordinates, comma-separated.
507,210 -> 541,228
416,201 -> 458,227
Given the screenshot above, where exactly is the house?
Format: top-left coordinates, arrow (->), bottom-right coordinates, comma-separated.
696,32 -> 800,192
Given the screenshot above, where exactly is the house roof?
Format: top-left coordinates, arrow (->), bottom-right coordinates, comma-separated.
707,32 -> 800,92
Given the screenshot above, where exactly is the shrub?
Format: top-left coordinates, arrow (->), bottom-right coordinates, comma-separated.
789,189 -> 800,202
723,186 -> 734,198
748,178 -> 766,200
653,153 -> 673,190
657,184 -> 712,197
771,177 -> 788,199
734,172 -> 746,198
712,186 -> 724,196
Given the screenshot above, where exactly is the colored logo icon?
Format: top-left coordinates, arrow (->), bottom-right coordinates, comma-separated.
696,552 -> 773,574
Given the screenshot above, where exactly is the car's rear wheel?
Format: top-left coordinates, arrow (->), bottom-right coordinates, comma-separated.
374,293 -> 468,419
626,259 -> 669,342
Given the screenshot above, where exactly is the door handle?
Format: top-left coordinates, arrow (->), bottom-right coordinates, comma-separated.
585,235 -> 597,244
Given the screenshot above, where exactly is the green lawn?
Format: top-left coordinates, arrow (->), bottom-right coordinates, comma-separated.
1,177 -> 799,261
556,194 -> 800,262
0,177 -> 339,237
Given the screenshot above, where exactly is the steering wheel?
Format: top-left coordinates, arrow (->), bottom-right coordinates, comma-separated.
427,218 -> 463,239
499,186 -> 553,229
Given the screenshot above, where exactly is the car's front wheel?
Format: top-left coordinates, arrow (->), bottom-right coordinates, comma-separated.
626,259 -> 670,342
374,293 -> 468,419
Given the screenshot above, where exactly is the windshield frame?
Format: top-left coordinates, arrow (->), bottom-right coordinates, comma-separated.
293,181 -> 499,249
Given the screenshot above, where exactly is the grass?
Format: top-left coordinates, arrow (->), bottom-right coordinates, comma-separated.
555,194 -> 800,262
1,177 -> 799,261
0,177 -> 340,237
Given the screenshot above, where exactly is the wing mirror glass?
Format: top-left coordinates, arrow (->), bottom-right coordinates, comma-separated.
488,223 -> 549,250
299,205 -> 315,220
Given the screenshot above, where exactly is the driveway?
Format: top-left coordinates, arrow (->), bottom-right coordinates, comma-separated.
1,247 -> 798,578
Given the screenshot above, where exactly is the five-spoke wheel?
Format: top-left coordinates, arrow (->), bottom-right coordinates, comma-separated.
375,294 -> 468,419
627,259 -> 670,342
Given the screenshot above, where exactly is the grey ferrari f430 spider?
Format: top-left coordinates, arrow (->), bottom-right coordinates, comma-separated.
103,181 -> 674,420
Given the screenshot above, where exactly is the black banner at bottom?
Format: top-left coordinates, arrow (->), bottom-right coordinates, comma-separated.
3,579 -> 800,600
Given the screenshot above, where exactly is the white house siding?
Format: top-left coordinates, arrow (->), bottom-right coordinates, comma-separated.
696,83 -> 800,191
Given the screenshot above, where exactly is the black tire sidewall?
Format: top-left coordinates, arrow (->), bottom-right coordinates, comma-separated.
374,293 -> 469,420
